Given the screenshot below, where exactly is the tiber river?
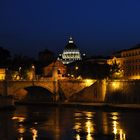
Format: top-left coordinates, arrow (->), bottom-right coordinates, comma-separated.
0,105 -> 140,140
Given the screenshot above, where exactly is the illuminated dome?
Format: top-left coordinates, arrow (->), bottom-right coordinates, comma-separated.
64,37 -> 78,50
59,37 -> 82,64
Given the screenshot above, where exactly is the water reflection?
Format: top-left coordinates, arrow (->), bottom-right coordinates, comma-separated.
102,112 -> 108,135
76,134 -> 81,140
74,111 -> 127,140
74,111 -> 95,140
12,116 -> 26,122
30,128 -> 38,140
1,106 -> 140,139
18,124 -> 25,140
110,112 -> 126,140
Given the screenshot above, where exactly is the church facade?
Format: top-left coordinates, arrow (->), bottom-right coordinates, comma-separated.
58,37 -> 82,64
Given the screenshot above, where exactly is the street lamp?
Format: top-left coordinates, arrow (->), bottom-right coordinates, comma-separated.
31,64 -> 35,80
19,67 -> 21,71
75,66 -> 79,78
19,67 -> 21,80
75,66 -> 79,70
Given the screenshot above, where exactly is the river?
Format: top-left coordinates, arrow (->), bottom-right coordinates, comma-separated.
0,105 -> 140,140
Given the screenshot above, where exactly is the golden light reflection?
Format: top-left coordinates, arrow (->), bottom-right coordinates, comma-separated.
85,120 -> 94,140
111,112 -> 126,140
18,125 -> 26,140
119,129 -> 126,140
112,116 -> 118,120
12,116 -> 26,123
18,125 -> 26,134
112,120 -> 118,135
74,113 -> 82,122
74,111 -> 95,140
84,112 -> 94,135
86,133 -> 94,140
74,112 -> 82,118
30,128 -> 38,140
74,122 -> 82,132
112,112 -> 119,116
102,113 -> 108,134
86,121 -> 93,134
76,134 -> 81,140
84,112 -> 94,119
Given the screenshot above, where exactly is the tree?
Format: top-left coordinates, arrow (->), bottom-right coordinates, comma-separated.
38,49 -> 55,66
10,54 -> 36,79
11,54 -> 35,70
109,60 -> 123,79
37,49 -> 56,75
0,46 -> 11,67
66,60 -> 110,79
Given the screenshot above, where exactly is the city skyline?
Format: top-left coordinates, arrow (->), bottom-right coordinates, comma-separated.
1,0 -> 140,57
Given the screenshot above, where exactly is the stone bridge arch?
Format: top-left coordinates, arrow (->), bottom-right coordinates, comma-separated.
14,85 -> 53,102
0,79 -> 106,102
7,81 -> 56,96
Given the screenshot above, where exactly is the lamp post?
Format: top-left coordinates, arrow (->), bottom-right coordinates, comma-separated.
3,68 -> 9,96
75,66 -> 79,78
31,64 -> 35,81
19,67 -> 21,80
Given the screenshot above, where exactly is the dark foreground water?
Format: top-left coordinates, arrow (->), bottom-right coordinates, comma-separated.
0,105 -> 140,140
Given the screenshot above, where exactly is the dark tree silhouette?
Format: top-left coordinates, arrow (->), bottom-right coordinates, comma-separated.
37,48 -> 56,75
38,49 -> 55,65
109,60 -> 121,78
67,60 -> 110,79
0,46 -> 11,67
11,54 -> 35,70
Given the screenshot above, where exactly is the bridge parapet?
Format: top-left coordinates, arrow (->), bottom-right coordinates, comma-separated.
59,79 -> 96,99
0,79 -> 98,102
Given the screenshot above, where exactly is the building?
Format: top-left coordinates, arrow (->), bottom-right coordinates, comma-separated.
58,37 -> 82,64
85,56 -> 109,65
108,44 -> 140,79
43,60 -> 66,79
0,68 -> 6,80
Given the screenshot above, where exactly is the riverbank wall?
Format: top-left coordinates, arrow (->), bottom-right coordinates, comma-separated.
105,80 -> 140,103
0,79 -> 140,104
69,80 -> 140,104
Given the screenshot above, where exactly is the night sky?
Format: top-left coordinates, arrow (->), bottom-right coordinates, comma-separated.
1,0 -> 140,57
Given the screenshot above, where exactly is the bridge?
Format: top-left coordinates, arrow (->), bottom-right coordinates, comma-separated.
0,65 -> 140,104
0,79 -> 106,102
1,78 -> 139,103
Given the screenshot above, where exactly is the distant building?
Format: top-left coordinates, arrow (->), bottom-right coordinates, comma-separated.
108,44 -> 140,79
0,68 -> 6,80
58,37 -> 82,64
43,60 -> 66,79
85,56 -> 109,65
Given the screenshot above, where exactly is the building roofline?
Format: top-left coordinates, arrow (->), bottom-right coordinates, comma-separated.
113,44 -> 140,54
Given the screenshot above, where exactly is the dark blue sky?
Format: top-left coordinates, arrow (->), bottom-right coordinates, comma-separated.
1,0 -> 140,57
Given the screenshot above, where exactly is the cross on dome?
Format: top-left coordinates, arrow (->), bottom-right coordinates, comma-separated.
69,37 -> 74,43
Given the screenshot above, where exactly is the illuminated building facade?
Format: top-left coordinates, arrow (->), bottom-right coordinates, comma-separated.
0,68 -> 6,80
58,37 -> 82,64
108,44 -> 140,79
43,60 -> 66,78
